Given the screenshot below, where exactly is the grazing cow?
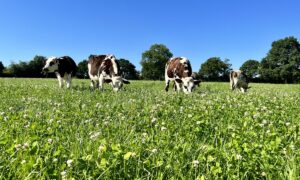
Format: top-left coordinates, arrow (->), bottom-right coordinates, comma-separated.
165,57 -> 201,94
230,70 -> 249,93
42,56 -> 77,88
88,54 -> 130,91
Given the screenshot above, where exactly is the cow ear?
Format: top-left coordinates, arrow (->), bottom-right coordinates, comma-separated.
123,78 -> 130,84
104,79 -> 112,83
175,78 -> 182,83
194,80 -> 201,86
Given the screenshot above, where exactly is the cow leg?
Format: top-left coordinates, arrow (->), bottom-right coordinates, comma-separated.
99,75 -> 104,91
66,74 -> 72,89
173,82 -> 177,91
55,72 -> 64,88
174,81 -> 181,92
165,79 -> 170,92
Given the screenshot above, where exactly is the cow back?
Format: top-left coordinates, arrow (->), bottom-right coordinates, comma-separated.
166,57 -> 192,78
58,56 -> 77,77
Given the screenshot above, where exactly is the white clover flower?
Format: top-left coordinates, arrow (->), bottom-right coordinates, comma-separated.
285,122 -> 290,126
48,139 -> 53,144
161,126 -> 167,131
23,142 -> 29,149
196,121 -> 201,125
262,120 -> 267,125
192,160 -> 199,167
24,124 -> 30,128
188,114 -> 193,118
49,119 -> 54,123
67,159 -> 73,167
0,112 -> 5,116
142,133 -> 148,137
53,158 -> 58,163
103,121 -> 109,125
15,144 -> 22,151
90,132 -> 101,140
151,118 -> 157,123
98,145 -> 105,153
9,107 -> 13,111
261,172 -> 266,176
21,160 -> 26,164
61,171 -> 67,176
151,148 -> 158,153
236,154 -> 242,160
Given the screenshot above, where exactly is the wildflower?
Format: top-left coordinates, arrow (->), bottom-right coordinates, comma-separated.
90,132 -> 101,140
49,119 -> 54,123
98,145 -> 106,153
151,148 -> 158,153
262,120 -> 267,125
236,154 -> 242,160
61,171 -> 67,176
142,133 -> 147,137
192,160 -> 199,167
0,112 -> 4,116
24,124 -> 30,128
53,158 -> 58,163
196,121 -> 201,125
188,114 -> 193,118
48,139 -> 53,144
21,160 -> 26,164
15,144 -> 22,150
67,159 -> 73,167
151,118 -> 157,123
261,172 -> 266,176
23,142 -> 29,149
285,122 -> 290,126
161,126 -> 167,131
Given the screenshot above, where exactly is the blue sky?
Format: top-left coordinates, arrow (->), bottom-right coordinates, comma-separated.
0,0 -> 300,71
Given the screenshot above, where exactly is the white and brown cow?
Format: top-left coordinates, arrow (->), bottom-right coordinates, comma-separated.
88,54 -> 130,91
230,70 -> 249,93
42,56 -> 77,88
165,57 -> 201,94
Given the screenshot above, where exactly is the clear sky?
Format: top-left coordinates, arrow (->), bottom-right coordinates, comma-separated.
1,0 -> 300,71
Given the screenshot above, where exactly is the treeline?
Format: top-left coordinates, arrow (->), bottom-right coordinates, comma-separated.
1,36 -> 300,83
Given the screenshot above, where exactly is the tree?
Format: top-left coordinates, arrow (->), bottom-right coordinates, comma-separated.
240,60 -> 260,79
260,36 -> 300,83
198,57 -> 232,81
118,59 -> 139,80
0,61 -> 4,76
27,55 -> 47,77
77,60 -> 88,78
7,55 -> 46,77
140,44 -> 173,80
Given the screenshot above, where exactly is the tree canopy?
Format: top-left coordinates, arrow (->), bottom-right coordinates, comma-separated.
77,60 -> 88,78
260,36 -> 300,83
240,60 -> 260,79
198,57 -> 232,81
118,59 -> 139,80
0,61 -> 4,76
140,44 -> 173,80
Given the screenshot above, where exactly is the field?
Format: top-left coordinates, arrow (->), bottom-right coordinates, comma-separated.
0,78 -> 299,179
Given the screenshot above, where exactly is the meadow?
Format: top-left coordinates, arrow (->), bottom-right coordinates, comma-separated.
0,78 -> 299,179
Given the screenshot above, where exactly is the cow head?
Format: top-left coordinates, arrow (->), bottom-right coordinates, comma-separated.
175,77 -> 201,94
42,57 -> 59,74
105,76 -> 130,92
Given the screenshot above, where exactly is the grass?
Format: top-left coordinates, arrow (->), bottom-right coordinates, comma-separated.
0,78 -> 299,179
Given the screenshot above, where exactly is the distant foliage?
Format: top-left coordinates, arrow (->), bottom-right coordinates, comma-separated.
118,59 -> 139,80
77,60 -> 88,79
198,57 -> 232,81
0,61 -> 4,76
240,60 -> 260,79
259,36 -> 300,83
141,44 -> 173,80
8,56 -> 46,77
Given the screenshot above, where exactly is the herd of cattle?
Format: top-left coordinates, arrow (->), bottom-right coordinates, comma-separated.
41,55 -> 249,93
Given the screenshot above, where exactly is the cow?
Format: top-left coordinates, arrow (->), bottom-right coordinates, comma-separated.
165,57 -> 201,94
42,56 -> 77,88
229,70 -> 249,93
88,54 -> 130,91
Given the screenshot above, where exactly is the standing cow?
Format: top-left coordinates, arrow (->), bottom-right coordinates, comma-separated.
88,54 -> 130,91
165,57 -> 201,94
42,56 -> 77,88
230,70 -> 249,93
